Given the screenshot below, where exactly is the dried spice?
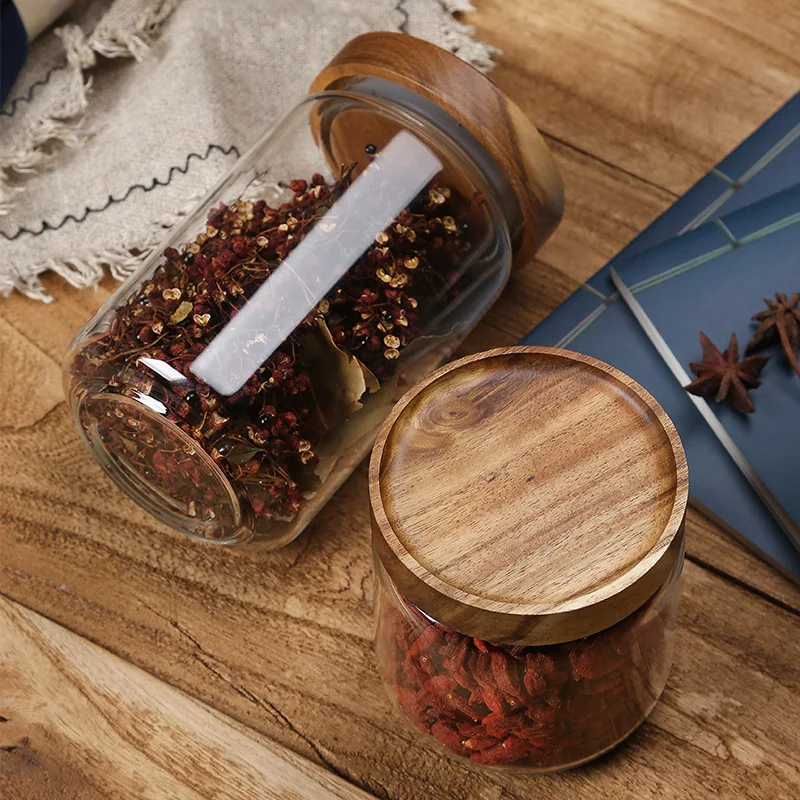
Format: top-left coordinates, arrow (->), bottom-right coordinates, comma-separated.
71,168 -> 476,531
379,588 -> 673,769
684,332 -> 770,414
746,292 -> 800,378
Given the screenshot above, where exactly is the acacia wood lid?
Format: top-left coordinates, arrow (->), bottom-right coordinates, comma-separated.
309,32 -> 564,263
369,347 -> 688,645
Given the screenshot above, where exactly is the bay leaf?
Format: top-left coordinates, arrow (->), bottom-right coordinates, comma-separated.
313,376 -> 400,484
397,324 -> 462,385
301,317 -> 374,430
121,437 -> 139,457
361,361 -> 380,394
225,444 -> 264,465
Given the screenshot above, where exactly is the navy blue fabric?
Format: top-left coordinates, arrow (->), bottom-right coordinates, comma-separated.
1,0 -> 28,105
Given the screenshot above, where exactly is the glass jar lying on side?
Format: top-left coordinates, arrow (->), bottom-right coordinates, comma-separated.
64,34 -> 563,550
370,347 -> 688,772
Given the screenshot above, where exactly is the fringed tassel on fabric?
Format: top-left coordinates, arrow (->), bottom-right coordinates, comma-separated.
90,0 -> 181,60
437,0 -> 500,73
0,0 -> 181,216
0,193 -> 200,302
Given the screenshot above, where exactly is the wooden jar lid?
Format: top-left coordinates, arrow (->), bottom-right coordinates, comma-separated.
369,347 -> 688,645
309,32 -> 564,263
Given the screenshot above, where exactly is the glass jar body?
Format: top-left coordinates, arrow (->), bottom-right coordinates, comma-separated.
65,90 -> 513,550
374,555 -> 683,772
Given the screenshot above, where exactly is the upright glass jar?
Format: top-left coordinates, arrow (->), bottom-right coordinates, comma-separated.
64,34 -> 563,549
370,347 -> 688,772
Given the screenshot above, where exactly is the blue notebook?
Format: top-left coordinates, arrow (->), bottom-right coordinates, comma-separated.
523,97 -> 800,582
623,93 -> 800,255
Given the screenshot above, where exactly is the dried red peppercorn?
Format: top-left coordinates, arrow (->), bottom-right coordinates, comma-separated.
70,167 -> 473,533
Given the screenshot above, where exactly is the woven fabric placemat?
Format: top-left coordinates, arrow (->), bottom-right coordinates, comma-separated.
0,0 -> 496,301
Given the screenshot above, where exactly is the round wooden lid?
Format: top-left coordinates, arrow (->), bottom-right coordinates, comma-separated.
369,347 -> 688,645
309,32 -> 564,263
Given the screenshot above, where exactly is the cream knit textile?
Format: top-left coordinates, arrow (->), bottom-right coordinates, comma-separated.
0,0 -> 497,301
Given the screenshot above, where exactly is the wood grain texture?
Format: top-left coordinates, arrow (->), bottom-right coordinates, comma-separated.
310,32 -> 565,260
0,317 -> 62,429
3,471 -> 799,800
370,347 -> 687,644
2,1 -> 800,798
0,596 -> 375,800
470,0 -> 800,194
684,507 -> 800,613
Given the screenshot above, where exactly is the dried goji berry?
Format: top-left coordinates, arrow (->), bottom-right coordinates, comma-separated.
522,665 -> 546,699
394,627 -> 413,652
490,650 -> 522,697
482,710 -> 529,739
525,703 -> 560,730
443,689 -> 483,723
466,687 -> 482,705
526,652 -> 568,685
442,636 -> 469,674
396,686 -> 418,710
424,674 -> 457,699
482,710 -> 512,739
569,639 -> 624,681
463,733 -> 500,752
430,721 -> 467,754
451,664 -> 477,691
543,688 -> 563,709
402,656 -> 428,687
521,729 -> 557,750
472,652 -> 493,688
409,625 -> 442,658
417,651 -> 439,677
470,735 -> 531,765
456,721 -> 484,738
479,686 -> 506,716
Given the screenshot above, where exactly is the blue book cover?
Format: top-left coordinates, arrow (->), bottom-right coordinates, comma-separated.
523,186 -> 800,582
623,93 -> 800,256
531,93 -> 800,360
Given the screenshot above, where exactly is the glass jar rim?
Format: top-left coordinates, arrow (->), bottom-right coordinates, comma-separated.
73,391 -> 252,545
307,81 -> 523,256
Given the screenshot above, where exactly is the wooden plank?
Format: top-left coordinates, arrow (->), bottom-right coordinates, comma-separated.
469,0 -> 800,194
684,508 -> 800,613
0,317 -> 62,429
0,273 -> 117,367
0,596 -> 374,800
2,475 -> 799,798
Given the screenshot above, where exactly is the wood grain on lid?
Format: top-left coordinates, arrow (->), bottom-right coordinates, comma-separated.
309,32 -> 564,264
370,347 -> 688,644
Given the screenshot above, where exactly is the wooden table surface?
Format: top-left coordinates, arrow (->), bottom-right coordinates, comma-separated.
2,1 -> 800,798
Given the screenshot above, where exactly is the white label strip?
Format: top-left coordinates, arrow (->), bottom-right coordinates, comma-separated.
191,131 -> 443,396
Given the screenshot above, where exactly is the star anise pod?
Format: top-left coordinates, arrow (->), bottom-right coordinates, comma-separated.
746,292 -> 800,377
684,332 -> 770,414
